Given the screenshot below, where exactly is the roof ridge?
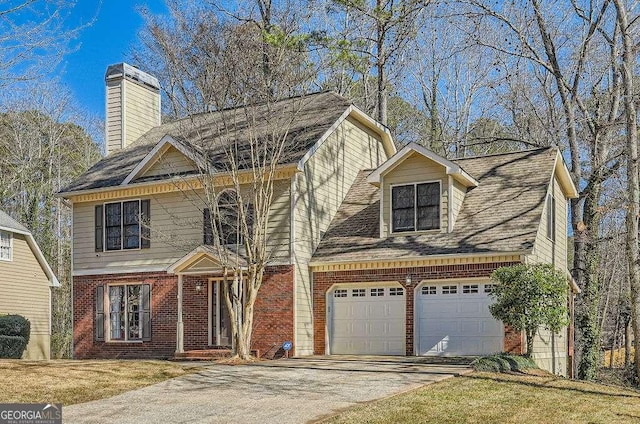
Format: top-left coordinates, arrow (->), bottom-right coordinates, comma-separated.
166,90 -> 345,123
453,145 -> 555,161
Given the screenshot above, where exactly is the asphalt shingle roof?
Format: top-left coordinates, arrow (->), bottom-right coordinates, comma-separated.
0,209 -> 30,234
312,147 -> 558,263
61,91 -> 352,194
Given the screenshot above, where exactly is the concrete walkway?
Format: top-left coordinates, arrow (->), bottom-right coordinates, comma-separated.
64,357 -> 471,424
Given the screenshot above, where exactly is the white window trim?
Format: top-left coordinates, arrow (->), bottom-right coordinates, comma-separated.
103,199 -> 143,252
105,282 -> 146,343
0,230 -> 12,262
389,180 -> 442,234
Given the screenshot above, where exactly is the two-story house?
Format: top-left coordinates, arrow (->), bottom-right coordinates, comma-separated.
0,210 -> 59,359
61,63 -> 577,375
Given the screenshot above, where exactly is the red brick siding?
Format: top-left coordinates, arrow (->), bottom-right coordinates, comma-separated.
504,325 -> 525,354
73,265 -> 295,359
182,275 -> 210,351
73,272 -> 178,359
252,265 -> 295,357
313,262 -> 522,355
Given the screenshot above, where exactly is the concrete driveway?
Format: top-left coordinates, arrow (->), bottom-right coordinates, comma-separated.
64,356 -> 471,424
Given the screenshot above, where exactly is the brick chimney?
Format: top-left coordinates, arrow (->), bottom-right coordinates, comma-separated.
104,63 -> 161,155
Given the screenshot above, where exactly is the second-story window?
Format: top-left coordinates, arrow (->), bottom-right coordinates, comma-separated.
546,193 -> 556,241
391,182 -> 440,233
96,199 -> 151,251
0,230 -> 12,261
203,190 -> 254,246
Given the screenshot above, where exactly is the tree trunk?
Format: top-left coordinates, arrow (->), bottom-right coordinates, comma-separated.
575,179 -> 603,380
625,319 -> 632,367
613,0 -> 640,382
526,328 -> 535,358
375,0 -> 387,126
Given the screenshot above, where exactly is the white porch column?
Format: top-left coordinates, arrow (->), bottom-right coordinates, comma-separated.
176,273 -> 184,354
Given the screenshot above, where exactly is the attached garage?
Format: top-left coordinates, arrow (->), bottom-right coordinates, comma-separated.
328,284 -> 405,355
415,281 -> 503,356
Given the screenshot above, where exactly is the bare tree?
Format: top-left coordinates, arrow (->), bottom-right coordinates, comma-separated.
134,0 -> 316,117
611,0 -> 640,382
0,81 -> 102,357
0,1 -> 81,86
160,93 -> 317,360
326,0 -> 433,125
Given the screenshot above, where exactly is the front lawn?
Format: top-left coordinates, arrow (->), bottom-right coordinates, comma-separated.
0,360 -> 195,405
324,372 -> 640,424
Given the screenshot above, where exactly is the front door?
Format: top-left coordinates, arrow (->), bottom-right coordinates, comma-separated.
211,281 -> 232,347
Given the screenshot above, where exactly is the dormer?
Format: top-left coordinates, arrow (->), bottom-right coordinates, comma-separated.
367,143 -> 478,237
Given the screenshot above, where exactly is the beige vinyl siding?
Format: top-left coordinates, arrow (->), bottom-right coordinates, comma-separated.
73,181 -> 291,272
451,179 -> 466,229
123,79 -> 161,148
0,233 -> 51,359
381,153 -> 448,236
532,327 -> 568,377
140,146 -> 197,179
293,116 -> 387,355
528,175 -> 568,271
105,80 -> 123,155
527,173 -> 570,375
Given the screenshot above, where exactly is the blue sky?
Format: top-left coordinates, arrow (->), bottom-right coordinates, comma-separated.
61,1 -> 167,119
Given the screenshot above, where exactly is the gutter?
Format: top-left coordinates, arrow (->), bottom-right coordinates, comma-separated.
309,250 -> 531,268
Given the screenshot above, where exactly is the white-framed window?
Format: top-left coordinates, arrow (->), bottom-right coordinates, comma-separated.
352,288 -> 366,297
546,193 -> 556,241
95,283 -> 151,342
421,286 -> 437,295
371,288 -> 385,297
334,289 -> 347,298
0,231 -> 12,261
96,199 -> 150,251
462,284 -> 479,294
390,287 -> 404,296
442,285 -> 458,294
484,284 -> 496,293
391,181 -> 441,233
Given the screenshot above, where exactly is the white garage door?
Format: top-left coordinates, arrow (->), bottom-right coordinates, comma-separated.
330,285 -> 405,355
416,282 -> 503,356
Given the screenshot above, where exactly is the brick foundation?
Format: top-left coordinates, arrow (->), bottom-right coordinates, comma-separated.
73,265 -> 295,359
313,261 -> 523,356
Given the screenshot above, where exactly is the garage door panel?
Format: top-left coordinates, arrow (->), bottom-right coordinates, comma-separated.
417,283 -> 503,356
330,286 -> 405,355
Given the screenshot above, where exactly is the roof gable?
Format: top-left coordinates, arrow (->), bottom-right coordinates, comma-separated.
367,143 -> 478,187
167,245 -> 247,274
123,135 -> 202,185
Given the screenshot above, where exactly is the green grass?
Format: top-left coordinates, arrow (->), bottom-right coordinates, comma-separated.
0,360 -> 195,405
324,372 -> 640,424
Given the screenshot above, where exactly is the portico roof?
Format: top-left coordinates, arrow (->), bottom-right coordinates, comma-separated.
167,245 -> 247,274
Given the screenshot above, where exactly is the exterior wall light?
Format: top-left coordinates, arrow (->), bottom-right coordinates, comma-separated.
405,274 -> 413,286
195,281 -> 203,293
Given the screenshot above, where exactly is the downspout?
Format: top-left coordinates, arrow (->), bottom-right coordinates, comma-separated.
447,175 -> 453,232
176,273 -> 184,354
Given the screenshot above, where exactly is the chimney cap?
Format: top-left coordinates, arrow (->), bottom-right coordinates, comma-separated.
105,62 -> 160,90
